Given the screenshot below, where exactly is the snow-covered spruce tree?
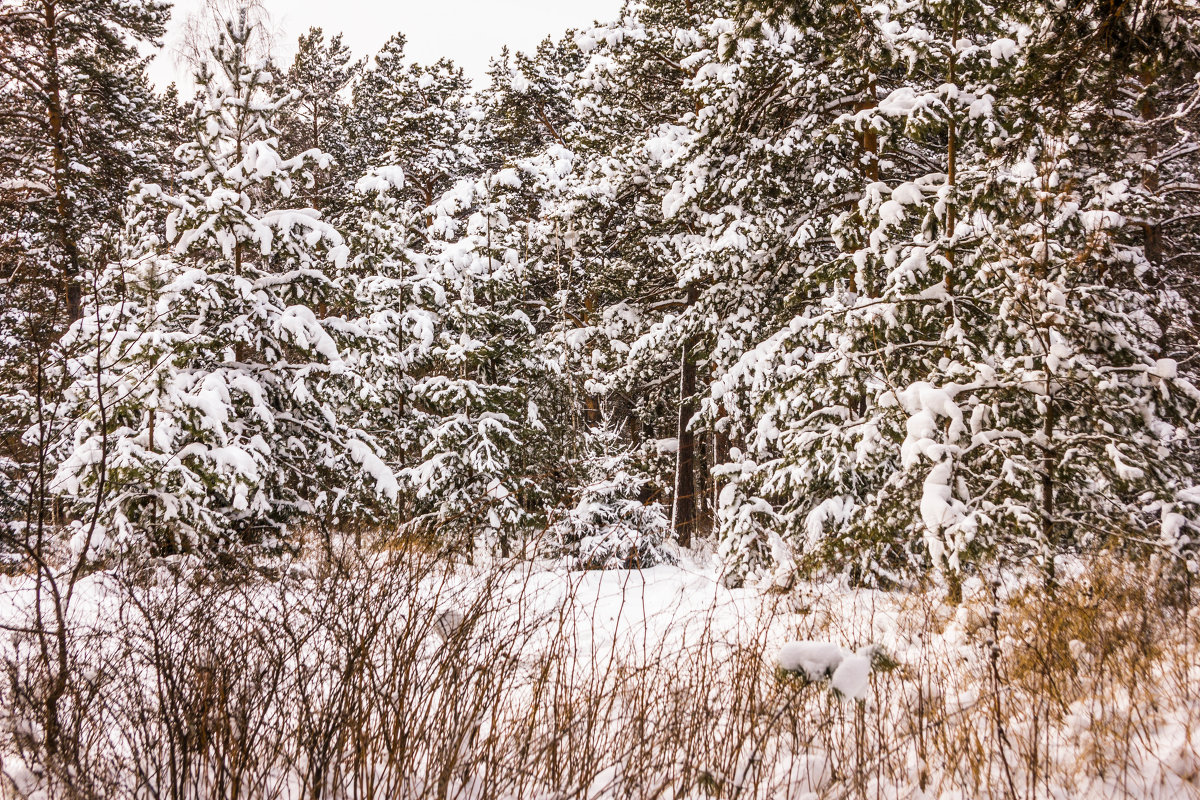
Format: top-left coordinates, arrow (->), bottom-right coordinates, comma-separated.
707,0 -> 1200,586
549,465 -> 674,570
346,163 -> 559,555
648,8 -> 878,575
410,167 -> 573,557
53,11 -> 396,557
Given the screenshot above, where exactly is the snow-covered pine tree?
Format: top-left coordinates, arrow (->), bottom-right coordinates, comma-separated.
473,34 -> 644,555
338,164 -> 419,468
53,10 -> 396,557
346,34 -> 480,212
348,162 -> 561,556
539,0 -> 739,549
341,34 -> 574,556
477,37 -> 582,169
402,171 -> 553,556
1,0 -> 168,555
1022,0 -> 1200,358
278,27 -> 362,208
706,0 -> 1015,583
708,0 -> 1200,586
655,8 -> 871,573
0,0 -> 169,322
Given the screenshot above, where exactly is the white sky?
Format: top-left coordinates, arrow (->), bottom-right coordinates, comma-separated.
149,0 -> 623,90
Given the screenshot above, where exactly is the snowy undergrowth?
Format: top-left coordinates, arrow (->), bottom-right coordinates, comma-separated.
1,543 -> 1197,800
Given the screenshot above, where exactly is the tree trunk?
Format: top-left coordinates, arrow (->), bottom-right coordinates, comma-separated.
1041,394 -> 1057,586
1139,70 -> 1162,269
850,78 -> 879,298
672,310 -> 698,548
42,0 -> 83,321
945,11 -> 959,277
854,78 -> 879,182
695,429 -> 710,532
713,422 -> 730,517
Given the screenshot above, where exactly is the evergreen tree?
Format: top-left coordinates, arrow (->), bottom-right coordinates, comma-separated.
3,0 -> 1198,579
346,34 -> 479,210
0,0 -> 168,555
707,0 -> 1200,585
279,27 -> 361,207
478,37 -> 581,167
54,11 -> 395,556
542,0 -> 738,548
0,0 -> 169,321
348,152 -> 560,556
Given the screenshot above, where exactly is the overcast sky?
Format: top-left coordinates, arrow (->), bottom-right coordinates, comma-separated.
149,0 -> 623,89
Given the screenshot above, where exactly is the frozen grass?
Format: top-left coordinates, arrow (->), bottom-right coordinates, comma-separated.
1,540 -> 1198,799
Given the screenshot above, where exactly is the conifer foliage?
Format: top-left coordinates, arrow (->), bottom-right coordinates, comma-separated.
53,11 -> 394,556
3,0 -> 1199,576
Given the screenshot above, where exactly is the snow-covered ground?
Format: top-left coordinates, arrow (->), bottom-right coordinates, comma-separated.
2,552 -> 1198,799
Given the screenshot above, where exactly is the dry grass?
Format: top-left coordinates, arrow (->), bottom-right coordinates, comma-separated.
1,541 -> 1197,799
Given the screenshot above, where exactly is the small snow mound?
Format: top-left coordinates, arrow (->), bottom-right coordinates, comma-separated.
1154,358 -> 1178,380
990,37 -> 1018,63
830,653 -> 872,700
890,181 -> 923,206
778,641 -> 844,681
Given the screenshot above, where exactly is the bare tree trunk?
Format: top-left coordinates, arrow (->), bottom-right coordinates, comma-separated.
712,422 -> 730,516
850,78 -> 879,298
945,10 -> 959,277
855,78 -> 879,182
1139,70 -> 1163,269
42,0 -> 83,321
671,292 -> 698,547
1041,394 -> 1056,586
695,429 -> 710,532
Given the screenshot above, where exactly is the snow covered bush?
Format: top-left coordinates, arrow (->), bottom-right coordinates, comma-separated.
549,471 -> 676,570
777,640 -> 890,701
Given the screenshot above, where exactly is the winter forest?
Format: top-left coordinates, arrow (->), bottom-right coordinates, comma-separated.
3,0 -> 1200,797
